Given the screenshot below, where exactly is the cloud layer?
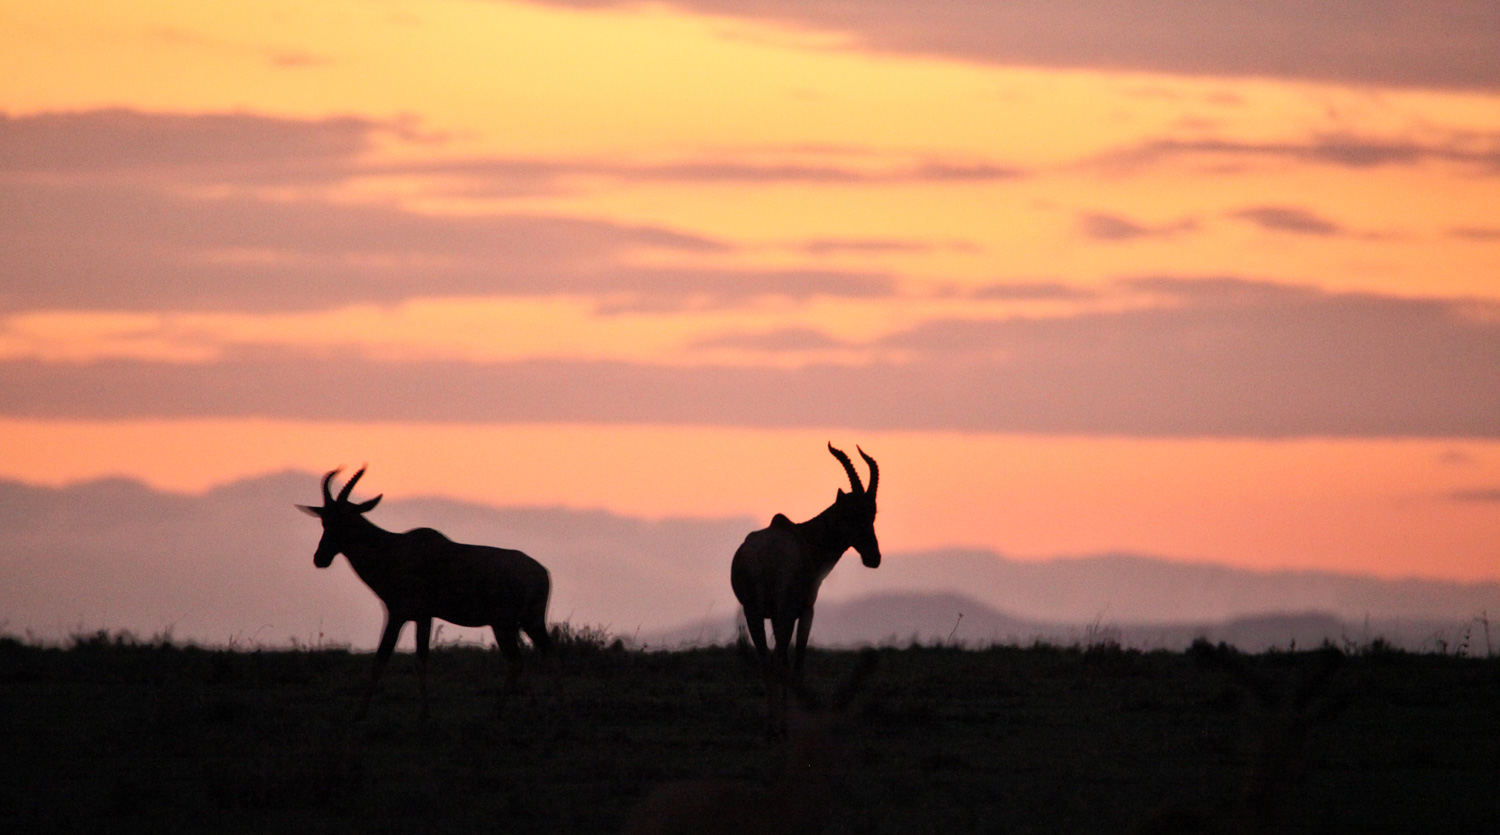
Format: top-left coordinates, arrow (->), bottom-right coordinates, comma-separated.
529,1 -> 1500,90
2,279 -> 1495,437
1,110 -> 940,311
0,109 -> 381,180
5,109 -> 1497,437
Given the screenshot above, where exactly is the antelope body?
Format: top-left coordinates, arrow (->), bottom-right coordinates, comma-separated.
299,467 -> 551,718
731,444 -> 879,735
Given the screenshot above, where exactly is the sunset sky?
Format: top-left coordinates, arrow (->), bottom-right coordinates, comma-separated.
2,0 -> 1498,587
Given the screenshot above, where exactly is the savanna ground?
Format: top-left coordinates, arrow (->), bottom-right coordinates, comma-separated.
1,628 -> 1497,834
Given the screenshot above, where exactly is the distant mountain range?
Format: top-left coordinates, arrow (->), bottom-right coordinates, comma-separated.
644,591 -> 1489,653
1,472 -> 1496,652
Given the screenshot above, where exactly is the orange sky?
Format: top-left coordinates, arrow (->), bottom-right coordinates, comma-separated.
1,0 -> 1498,583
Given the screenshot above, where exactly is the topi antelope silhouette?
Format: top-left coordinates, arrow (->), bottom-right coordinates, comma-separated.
731,444 -> 880,736
298,467 -> 552,718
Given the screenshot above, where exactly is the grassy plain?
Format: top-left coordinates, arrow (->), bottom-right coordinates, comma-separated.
1,631 -> 1496,834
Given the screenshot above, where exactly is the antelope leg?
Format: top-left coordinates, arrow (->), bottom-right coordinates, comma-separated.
523,616 -> 552,658
357,616 -> 404,720
414,617 -> 432,720
769,617 -> 797,739
742,613 -> 780,737
793,607 -> 815,681
493,625 -> 523,715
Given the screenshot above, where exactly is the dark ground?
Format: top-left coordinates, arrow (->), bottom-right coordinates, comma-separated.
1,630 -> 1497,834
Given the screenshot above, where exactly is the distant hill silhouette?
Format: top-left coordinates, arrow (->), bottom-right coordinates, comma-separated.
0,471 -> 754,648
0,473 -> 1495,651
644,591 -> 1482,653
816,548 -> 1500,624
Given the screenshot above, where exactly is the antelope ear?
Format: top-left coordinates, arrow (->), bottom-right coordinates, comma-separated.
296,504 -> 324,517
354,494 -> 382,513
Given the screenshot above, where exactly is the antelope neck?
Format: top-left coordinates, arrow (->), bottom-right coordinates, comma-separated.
335,516 -> 405,581
793,504 -> 855,564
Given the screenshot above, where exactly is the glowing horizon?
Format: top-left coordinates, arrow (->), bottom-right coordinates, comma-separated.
2,0 -> 1498,591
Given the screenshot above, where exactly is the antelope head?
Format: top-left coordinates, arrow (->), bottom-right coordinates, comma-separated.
296,467 -> 383,568
827,443 -> 880,568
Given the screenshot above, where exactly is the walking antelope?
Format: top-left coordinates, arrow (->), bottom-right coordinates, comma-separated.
731,444 -> 880,736
298,467 -> 552,718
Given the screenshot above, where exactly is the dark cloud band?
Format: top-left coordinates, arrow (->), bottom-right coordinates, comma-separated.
0,180 -> 898,311
2,279 -> 1495,438
2,110 -> 1025,190
0,110 -> 982,311
525,1 -> 1500,90
1094,136 -> 1500,174
0,109 -> 386,181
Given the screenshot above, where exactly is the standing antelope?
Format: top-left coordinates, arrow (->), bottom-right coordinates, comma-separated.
731,444 -> 880,736
298,467 -> 552,718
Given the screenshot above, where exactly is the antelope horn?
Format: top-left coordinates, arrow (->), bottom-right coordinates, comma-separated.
858,446 -> 878,499
337,466 -> 366,503
321,468 -> 341,506
828,443 -> 864,495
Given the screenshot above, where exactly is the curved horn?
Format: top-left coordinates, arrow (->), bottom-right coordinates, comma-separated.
858,446 -> 878,499
321,468 -> 341,506
828,443 -> 864,494
337,466 -> 366,503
